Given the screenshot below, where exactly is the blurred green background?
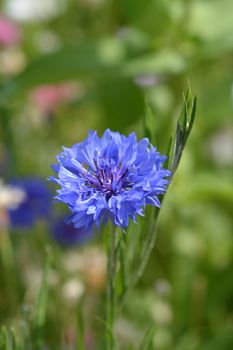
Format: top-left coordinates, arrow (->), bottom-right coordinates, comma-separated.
0,0 -> 232,349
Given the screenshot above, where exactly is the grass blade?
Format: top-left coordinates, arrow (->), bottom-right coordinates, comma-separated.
138,325 -> 156,350
32,248 -> 52,350
0,326 -> 11,350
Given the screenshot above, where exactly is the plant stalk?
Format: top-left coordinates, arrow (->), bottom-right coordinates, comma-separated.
105,224 -> 117,350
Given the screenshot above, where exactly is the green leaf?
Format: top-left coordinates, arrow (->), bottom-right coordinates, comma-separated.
0,39 -> 187,103
32,248 -> 52,350
122,50 -> 187,77
118,0 -> 171,34
120,85 -> 196,307
10,328 -> 23,350
76,303 -> 85,350
168,83 -> 197,174
97,77 -> 145,130
118,237 -> 127,296
0,326 -> 11,350
0,38 -> 126,102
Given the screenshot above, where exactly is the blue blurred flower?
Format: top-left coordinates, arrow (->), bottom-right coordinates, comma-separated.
51,216 -> 94,247
8,178 -> 51,228
50,129 -> 170,230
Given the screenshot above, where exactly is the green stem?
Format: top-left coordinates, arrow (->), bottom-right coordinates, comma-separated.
106,224 -> 117,350
119,208 -> 159,305
33,248 -> 51,350
0,219 -> 19,311
132,209 -> 159,286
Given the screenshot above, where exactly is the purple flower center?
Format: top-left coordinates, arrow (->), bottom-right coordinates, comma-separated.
84,159 -> 129,200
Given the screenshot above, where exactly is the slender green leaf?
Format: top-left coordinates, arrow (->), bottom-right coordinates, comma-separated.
0,39 -> 187,103
120,85 -> 196,307
118,237 -> 127,296
32,248 -> 52,350
168,84 -> 197,174
10,328 -> 23,350
0,326 -> 11,350
138,325 -> 156,350
76,303 -> 85,350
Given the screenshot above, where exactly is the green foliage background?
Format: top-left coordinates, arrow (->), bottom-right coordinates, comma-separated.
0,0 -> 232,349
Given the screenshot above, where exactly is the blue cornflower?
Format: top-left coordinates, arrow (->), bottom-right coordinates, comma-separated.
50,129 -> 170,230
50,215 -> 94,247
8,178 -> 51,228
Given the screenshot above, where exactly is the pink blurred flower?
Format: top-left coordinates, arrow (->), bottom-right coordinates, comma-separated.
0,15 -> 21,46
31,83 -> 77,113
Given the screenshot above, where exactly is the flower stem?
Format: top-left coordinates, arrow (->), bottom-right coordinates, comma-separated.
119,206 -> 161,306
105,224 -> 117,350
0,214 -> 19,310
133,209 -> 159,286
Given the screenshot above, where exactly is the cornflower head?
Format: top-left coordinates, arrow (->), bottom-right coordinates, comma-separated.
8,178 -> 51,228
50,129 -> 170,230
50,215 -> 94,247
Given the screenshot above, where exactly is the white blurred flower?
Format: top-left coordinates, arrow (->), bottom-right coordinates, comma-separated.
62,278 -> 85,304
0,179 -> 26,209
63,251 -> 86,272
4,0 -> 66,22
24,266 -> 59,301
173,229 -> 205,258
154,278 -> 171,296
151,299 -> 172,325
33,30 -> 61,54
115,318 -> 141,346
0,47 -> 26,75
208,126 -> 233,167
24,267 -> 42,296
63,248 -> 106,291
